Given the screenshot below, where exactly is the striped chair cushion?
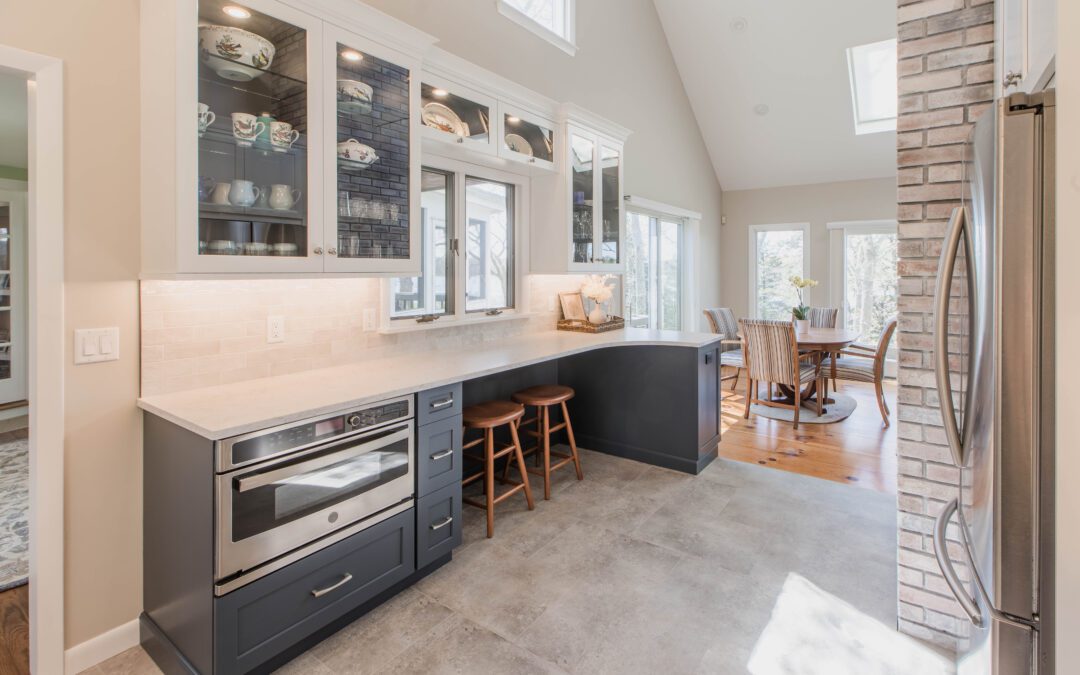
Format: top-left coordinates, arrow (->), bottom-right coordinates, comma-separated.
703,308 -> 739,340
822,355 -> 876,383
798,365 -> 821,384
808,307 -> 838,328
720,348 -> 745,368
740,319 -> 807,386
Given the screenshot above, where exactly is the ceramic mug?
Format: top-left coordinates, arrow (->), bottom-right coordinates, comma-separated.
268,184 -> 301,210
210,182 -> 231,205
198,103 -> 216,136
228,179 -> 260,207
269,121 -> 300,152
231,112 -> 265,147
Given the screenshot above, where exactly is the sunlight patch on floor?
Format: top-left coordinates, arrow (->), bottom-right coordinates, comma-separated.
747,573 -> 954,675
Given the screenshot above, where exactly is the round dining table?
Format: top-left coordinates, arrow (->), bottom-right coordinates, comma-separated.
743,326 -> 862,413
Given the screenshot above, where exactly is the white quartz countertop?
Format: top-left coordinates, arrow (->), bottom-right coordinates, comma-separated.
137,328 -> 722,440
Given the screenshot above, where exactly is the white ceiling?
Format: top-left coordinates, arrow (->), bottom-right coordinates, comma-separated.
0,71 -> 27,170
652,0 -> 897,191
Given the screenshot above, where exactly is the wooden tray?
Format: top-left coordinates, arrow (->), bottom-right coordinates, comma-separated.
557,316 -> 625,333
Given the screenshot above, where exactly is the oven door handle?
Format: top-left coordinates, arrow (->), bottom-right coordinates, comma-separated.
235,424 -> 411,493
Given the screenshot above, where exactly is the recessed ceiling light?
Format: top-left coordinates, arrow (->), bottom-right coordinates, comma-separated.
753,103 -> 770,116
730,17 -> 748,33
506,116 -> 521,124
431,88 -> 449,97
341,49 -> 363,62
222,5 -> 251,19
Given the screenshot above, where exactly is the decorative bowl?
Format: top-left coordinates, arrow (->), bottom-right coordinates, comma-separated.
337,79 -> 373,114
198,25 -> 276,82
337,138 -> 379,168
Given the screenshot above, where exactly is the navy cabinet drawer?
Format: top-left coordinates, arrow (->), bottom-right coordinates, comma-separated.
214,509 -> 415,674
417,415 -> 462,497
417,384 -> 462,426
416,482 -> 462,569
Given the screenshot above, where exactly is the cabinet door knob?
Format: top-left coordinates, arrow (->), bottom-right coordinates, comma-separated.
328,248 -> 337,256
1003,71 -> 1022,88
313,247 -> 323,255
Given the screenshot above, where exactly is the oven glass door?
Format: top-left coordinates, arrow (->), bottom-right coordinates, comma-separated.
217,422 -> 413,579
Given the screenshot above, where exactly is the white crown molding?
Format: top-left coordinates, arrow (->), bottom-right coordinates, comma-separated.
422,47 -> 559,119
557,102 -> 632,142
288,0 -> 438,59
64,618 -> 140,675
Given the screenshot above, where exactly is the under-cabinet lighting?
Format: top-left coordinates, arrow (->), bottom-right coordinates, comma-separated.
341,49 -> 363,62
431,88 -> 449,97
506,116 -> 520,124
222,5 -> 251,19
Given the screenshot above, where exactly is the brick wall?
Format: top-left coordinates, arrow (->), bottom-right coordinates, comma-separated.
895,0 -> 994,650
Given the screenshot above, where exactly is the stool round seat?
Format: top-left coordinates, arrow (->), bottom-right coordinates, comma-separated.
463,400 -> 524,429
511,384 -> 574,407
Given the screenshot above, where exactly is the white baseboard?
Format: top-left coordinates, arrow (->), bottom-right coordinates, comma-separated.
64,618 -> 140,675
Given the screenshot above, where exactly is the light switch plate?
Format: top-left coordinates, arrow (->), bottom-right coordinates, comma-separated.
74,328 -> 120,365
267,316 -> 285,344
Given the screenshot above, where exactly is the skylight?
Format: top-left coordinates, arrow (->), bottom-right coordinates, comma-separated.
497,0 -> 577,55
846,39 -> 897,135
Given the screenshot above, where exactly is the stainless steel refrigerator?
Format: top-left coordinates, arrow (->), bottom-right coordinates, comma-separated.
932,90 -> 1055,674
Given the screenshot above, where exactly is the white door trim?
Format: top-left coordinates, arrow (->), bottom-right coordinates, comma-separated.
747,222 -> 810,319
0,43 -> 65,675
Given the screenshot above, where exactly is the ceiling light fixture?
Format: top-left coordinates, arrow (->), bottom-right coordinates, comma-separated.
222,5 -> 251,19
431,88 -> 449,97
506,116 -> 520,124
730,17 -> 748,33
341,49 -> 363,62
753,103 -> 770,116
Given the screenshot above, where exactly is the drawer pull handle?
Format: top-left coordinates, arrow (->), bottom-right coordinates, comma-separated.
431,396 -> 454,410
430,516 -> 453,531
430,448 -> 454,461
311,573 -> 353,598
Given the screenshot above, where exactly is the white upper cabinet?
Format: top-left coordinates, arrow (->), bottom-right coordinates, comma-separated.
139,0 -> 434,277
998,0 -> 1056,94
418,75 -> 498,156
530,106 -> 630,274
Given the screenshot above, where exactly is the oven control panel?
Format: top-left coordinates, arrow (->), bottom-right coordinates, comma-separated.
220,397 -> 412,472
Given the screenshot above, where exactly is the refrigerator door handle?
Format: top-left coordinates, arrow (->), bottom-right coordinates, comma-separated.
933,206 -> 973,468
933,497 -> 983,627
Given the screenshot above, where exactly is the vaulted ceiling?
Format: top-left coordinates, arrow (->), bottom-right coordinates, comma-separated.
652,0 -> 897,191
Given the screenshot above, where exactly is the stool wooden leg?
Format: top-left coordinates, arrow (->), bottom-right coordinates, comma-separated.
535,406 -> 543,467
508,418 -> 534,510
561,401 -> 583,481
484,428 -> 495,538
541,405 -> 552,500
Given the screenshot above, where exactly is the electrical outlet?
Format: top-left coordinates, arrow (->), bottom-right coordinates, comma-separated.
362,308 -> 377,332
267,315 -> 285,343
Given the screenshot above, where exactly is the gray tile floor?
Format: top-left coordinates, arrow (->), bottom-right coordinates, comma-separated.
89,451 -> 926,675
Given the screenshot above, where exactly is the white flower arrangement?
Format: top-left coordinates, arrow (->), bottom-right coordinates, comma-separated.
580,274 -> 615,304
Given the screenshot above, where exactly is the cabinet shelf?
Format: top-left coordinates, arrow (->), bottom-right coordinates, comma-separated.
199,52 -> 306,103
336,99 -> 410,128
198,203 -> 304,225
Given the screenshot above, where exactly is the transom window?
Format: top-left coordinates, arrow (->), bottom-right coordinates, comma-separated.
497,0 -> 577,55
846,38 -> 898,135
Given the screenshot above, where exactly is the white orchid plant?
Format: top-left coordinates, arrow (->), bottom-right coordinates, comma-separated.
789,275 -> 819,320
581,274 -> 616,305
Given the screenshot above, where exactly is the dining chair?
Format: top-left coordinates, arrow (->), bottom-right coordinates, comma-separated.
739,319 -> 825,429
806,307 -> 840,391
821,318 -> 898,427
703,308 -> 745,392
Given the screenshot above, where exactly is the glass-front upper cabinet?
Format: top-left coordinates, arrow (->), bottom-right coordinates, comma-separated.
195,0 -> 320,270
570,133 -> 595,264
419,78 -> 496,154
324,26 -> 420,273
565,128 -> 623,269
499,105 -> 556,170
599,142 -> 622,265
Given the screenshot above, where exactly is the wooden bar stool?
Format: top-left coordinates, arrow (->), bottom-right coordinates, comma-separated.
461,400 -> 534,538
510,385 -> 584,500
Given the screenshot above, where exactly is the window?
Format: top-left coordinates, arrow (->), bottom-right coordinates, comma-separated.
846,38 -> 897,135
388,162 -> 520,325
497,0 -> 577,55
625,211 -> 683,330
391,169 -> 452,318
749,224 -> 808,320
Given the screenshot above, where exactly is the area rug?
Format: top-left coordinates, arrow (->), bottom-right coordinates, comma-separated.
747,573 -> 954,675
749,392 -> 857,424
0,437 -> 28,590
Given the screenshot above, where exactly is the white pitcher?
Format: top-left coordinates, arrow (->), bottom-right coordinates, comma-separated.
228,179 -> 260,207
268,184 -> 301,210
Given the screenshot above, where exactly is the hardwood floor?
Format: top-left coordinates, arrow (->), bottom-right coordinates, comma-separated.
0,585 -> 28,675
718,376 -> 897,493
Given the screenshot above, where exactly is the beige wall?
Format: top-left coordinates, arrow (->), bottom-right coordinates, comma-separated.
1056,0 -> 1078,667
718,177 -> 897,319
362,0 -> 724,311
0,0 -> 143,649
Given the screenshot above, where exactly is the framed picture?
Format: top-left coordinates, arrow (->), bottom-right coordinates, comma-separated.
559,291 -> 586,322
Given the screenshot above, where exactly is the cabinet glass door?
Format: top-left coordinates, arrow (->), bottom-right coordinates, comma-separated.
570,133 -> 595,264
503,111 -> 554,165
197,0 -> 311,261
599,143 -> 621,264
330,36 -> 415,268
420,82 -> 492,150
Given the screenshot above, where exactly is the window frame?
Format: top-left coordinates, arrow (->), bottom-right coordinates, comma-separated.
389,167 -> 455,320
748,222 -> 811,320
623,195 -> 702,331
845,38 -> 898,135
496,0 -> 578,56
381,156 -> 529,332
